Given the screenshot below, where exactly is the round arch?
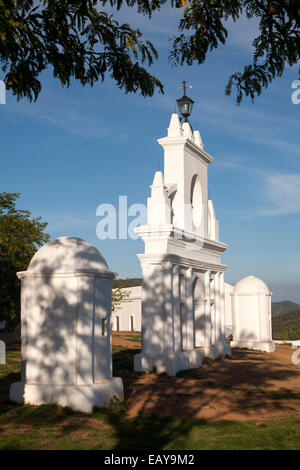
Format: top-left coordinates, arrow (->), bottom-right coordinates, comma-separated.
190,174 -> 203,229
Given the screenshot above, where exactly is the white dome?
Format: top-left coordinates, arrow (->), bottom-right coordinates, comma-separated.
234,276 -> 270,295
27,236 -> 110,273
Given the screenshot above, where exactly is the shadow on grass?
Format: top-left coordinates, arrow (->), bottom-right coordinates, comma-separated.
0,336 -> 300,450
95,403 -> 197,450
0,396 -> 300,450
0,346 -> 197,450
112,347 -> 141,401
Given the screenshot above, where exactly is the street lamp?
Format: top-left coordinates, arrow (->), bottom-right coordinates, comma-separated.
176,81 -> 194,123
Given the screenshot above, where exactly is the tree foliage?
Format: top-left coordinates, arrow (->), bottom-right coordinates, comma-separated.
0,0 -> 164,101
112,279 -> 141,312
113,277 -> 142,288
272,309 -> 300,340
0,1 -> 299,103
0,192 -> 49,330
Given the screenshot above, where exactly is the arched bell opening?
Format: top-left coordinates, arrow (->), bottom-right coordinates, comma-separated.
190,175 -> 203,231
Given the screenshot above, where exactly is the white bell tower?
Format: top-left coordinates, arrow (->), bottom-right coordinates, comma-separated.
134,93 -> 230,376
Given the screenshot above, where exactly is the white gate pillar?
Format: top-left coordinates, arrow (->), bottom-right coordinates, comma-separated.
186,267 -> 194,350
211,273 -> 217,346
215,272 -> 221,346
220,271 -> 225,344
219,271 -> 230,355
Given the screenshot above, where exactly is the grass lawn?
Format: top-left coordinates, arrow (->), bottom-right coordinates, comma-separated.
0,339 -> 300,450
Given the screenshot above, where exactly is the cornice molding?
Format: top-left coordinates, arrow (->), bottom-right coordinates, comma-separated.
157,136 -> 213,165
17,269 -> 116,280
135,224 -> 227,253
137,253 -> 227,273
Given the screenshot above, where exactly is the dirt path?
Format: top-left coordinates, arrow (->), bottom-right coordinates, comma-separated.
113,332 -> 300,422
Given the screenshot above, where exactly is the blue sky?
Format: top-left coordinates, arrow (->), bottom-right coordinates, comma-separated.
1,5 -> 300,302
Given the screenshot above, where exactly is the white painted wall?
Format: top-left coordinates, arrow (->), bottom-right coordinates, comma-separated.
225,282 -> 234,337
133,114 -> 231,375
112,282 -> 234,339
112,286 -> 142,332
9,236 -> 124,412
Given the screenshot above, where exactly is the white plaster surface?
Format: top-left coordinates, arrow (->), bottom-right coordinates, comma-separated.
10,378 -> 124,413
112,281 -> 235,340
9,236 -> 124,412
27,236 -> 110,274
231,276 -> 275,353
224,282 -> 234,337
112,286 -> 141,332
134,114 -> 230,375
234,276 -> 270,295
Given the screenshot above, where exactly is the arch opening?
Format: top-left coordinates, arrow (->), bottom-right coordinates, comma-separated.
190,175 -> 203,229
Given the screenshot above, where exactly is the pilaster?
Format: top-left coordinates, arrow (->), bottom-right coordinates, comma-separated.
186,267 -> 194,350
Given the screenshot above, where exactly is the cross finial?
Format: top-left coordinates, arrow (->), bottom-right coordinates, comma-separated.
177,80 -> 193,96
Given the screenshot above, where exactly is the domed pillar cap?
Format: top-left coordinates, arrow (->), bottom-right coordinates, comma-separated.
233,276 -> 271,296
17,236 -> 115,279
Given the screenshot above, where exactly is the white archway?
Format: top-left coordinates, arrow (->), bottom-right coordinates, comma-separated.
190,175 -> 203,230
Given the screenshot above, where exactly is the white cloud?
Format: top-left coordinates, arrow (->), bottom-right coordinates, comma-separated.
192,98 -> 300,156
216,162 -> 300,217
261,173 -> 300,216
6,91 -> 130,142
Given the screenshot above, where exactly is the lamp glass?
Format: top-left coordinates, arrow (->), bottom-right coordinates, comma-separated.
177,95 -> 194,120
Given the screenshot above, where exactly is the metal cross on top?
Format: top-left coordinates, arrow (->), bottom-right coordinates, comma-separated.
177,80 -> 193,97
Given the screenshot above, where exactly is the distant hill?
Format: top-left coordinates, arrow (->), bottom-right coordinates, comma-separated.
272,300 -> 300,317
272,310 -> 300,340
113,278 -> 142,289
